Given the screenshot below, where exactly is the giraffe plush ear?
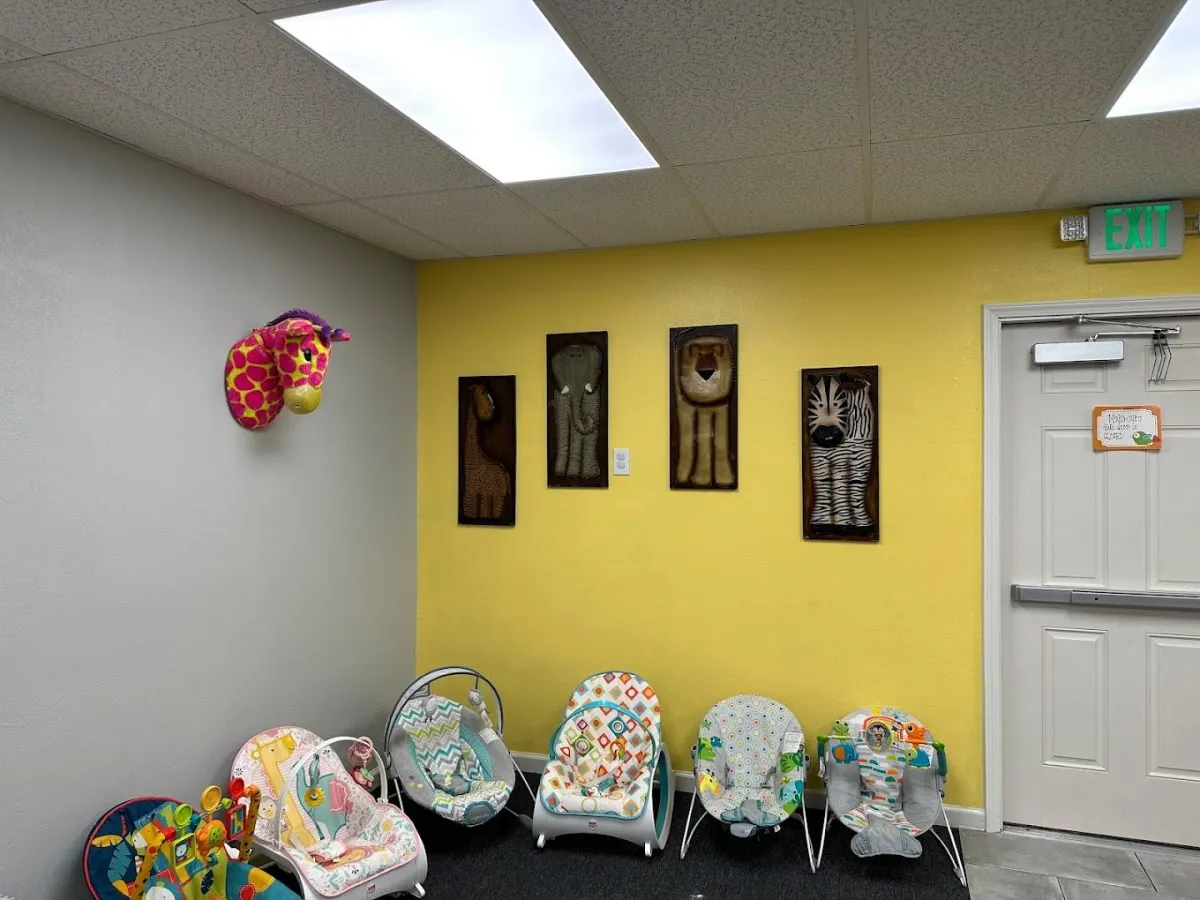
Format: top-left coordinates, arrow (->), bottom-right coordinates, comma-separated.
330,327 -> 351,342
285,320 -> 314,338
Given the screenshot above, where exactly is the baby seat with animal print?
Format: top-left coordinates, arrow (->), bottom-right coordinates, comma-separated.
533,671 -> 675,857
231,726 -> 428,899
815,708 -> 965,886
384,666 -> 534,827
679,695 -> 815,869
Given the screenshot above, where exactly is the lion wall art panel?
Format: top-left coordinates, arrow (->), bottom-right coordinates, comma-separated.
547,331 -> 608,488
459,375 -> 516,527
801,366 -> 879,541
670,324 -> 738,490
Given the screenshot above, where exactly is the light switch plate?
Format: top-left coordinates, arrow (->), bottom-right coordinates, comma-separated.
613,448 -> 630,476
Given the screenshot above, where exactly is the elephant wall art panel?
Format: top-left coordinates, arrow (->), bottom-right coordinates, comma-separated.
546,331 -> 608,488
801,365 -> 879,542
670,324 -> 737,490
459,375 -> 516,527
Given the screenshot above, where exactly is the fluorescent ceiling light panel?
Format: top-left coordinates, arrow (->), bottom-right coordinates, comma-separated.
277,0 -> 657,183
1108,0 -> 1200,117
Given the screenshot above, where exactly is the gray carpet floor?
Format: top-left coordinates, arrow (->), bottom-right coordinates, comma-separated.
399,777 -> 971,900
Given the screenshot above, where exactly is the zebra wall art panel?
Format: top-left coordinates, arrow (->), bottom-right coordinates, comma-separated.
801,366 -> 879,541
459,375 -> 516,526
547,331 -> 608,488
670,324 -> 738,490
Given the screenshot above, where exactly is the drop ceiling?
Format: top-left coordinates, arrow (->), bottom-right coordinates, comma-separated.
0,0 -> 1197,260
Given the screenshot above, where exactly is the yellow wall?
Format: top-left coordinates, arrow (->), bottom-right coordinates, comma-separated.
416,206 -> 1200,808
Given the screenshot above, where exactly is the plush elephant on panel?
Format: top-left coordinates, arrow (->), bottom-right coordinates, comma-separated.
550,343 -> 602,480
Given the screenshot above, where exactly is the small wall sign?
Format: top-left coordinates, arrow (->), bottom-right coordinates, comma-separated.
1093,405 -> 1162,451
1087,200 -> 1184,262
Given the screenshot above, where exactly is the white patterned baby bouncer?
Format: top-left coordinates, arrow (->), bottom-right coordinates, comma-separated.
679,694 -> 815,868
232,726 -> 428,899
816,707 -> 966,886
384,666 -> 533,827
533,670 -> 675,856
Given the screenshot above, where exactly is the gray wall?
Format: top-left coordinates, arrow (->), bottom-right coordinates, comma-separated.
0,100 -> 417,899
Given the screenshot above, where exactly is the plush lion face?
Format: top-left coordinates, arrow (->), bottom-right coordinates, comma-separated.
678,337 -> 734,404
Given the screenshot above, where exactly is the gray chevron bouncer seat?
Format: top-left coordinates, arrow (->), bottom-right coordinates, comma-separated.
385,667 -> 533,828
816,706 -> 966,886
679,694 -> 815,869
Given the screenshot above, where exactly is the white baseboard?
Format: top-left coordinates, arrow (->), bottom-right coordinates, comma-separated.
511,750 -> 984,832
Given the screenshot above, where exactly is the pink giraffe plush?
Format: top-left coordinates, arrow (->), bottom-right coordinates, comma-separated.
225,309 -> 350,430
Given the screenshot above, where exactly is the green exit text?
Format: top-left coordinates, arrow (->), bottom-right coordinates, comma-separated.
1105,203 -> 1172,251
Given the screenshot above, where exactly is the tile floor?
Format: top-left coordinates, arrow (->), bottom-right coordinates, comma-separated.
964,828 -> 1200,900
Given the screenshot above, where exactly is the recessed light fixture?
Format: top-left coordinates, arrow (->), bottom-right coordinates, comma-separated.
276,0 -> 658,184
1108,0 -> 1200,118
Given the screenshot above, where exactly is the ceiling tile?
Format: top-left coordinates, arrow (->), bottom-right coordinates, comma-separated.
513,169 -> 716,248
872,124 -> 1085,223
364,187 -> 584,257
552,0 -> 860,164
290,201 -> 459,260
677,149 -> 864,236
0,60 -> 338,206
0,37 -> 35,63
62,20 -> 493,198
1043,113 -> 1200,208
869,0 -> 1179,142
0,0 -> 241,55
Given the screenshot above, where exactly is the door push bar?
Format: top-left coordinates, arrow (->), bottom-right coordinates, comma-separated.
1011,585 -> 1200,612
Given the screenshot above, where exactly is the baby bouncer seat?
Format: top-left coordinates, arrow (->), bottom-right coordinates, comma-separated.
384,666 -> 534,827
816,707 -> 966,885
533,670 -> 675,857
679,694 -> 815,869
231,726 -> 428,899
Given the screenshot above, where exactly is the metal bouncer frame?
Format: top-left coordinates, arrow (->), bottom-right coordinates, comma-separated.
383,665 -> 536,824
813,738 -> 967,887
678,747 -> 816,872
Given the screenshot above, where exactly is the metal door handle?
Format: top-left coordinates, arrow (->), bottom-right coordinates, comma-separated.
1011,585 -> 1200,612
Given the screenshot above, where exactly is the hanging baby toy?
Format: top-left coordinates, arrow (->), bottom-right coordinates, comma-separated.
225,309 -> 351,430
348,737 -> 378,790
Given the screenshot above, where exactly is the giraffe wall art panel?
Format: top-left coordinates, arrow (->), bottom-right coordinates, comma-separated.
801,365 -> 880,542
547,331 -> 608,488
459,375 -> 517,527
669,324 -> 738,490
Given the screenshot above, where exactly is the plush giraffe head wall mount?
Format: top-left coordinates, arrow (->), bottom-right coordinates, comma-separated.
225,309 -> 351,430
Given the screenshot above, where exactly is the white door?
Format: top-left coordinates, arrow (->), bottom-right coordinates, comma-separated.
1002,316 -> 1200,845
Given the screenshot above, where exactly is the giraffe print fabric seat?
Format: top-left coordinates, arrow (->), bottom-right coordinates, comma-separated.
232,726 -> 428,899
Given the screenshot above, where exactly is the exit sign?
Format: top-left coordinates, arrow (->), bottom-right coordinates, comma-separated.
1087,200 -> 1184,262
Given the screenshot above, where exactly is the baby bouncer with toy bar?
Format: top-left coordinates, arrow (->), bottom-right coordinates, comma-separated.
815,707 -> 966,886
231,726 -> 428,899
384,666 -> 535,828
83,781 -> 298,900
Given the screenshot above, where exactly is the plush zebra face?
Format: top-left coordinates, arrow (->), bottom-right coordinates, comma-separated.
807,374 -> 871,448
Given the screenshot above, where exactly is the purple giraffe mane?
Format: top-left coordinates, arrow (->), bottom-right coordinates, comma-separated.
265,309 -> 345,345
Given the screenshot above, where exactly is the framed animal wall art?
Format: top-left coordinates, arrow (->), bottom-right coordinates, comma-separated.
546,331 -> 608,488
458,375 -> 516,527
801,366 -> 880,542
670,324 -> 738,490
